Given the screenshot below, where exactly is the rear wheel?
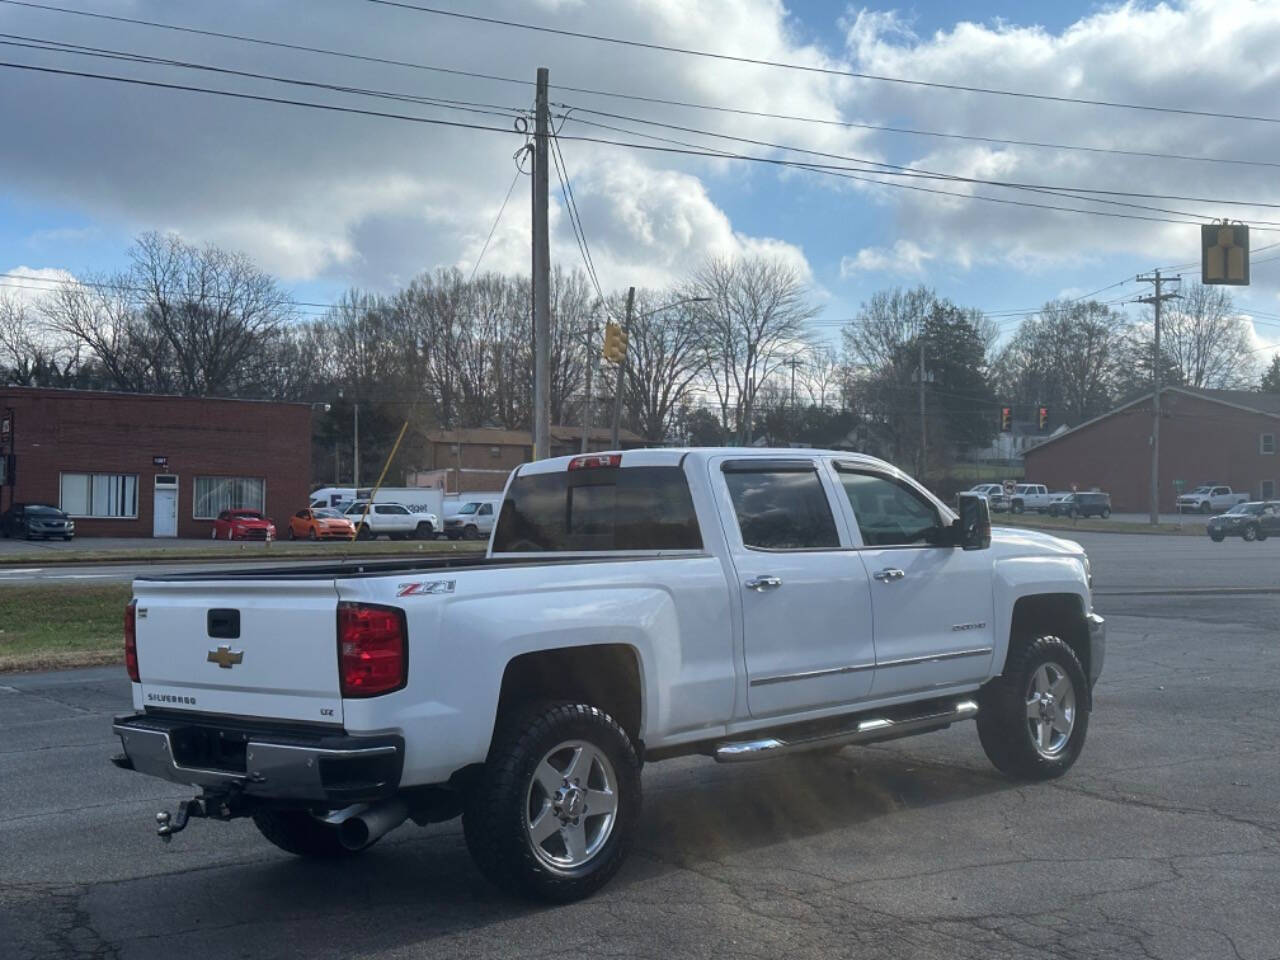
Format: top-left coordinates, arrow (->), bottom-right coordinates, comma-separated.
977,635 -> 1089,781
253,809 -> 364,859
463,702 -> 641,902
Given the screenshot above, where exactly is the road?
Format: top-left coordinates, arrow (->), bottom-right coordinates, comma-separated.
3,550 -> 1279,958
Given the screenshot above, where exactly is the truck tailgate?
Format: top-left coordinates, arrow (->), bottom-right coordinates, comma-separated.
132,579 -> 343,725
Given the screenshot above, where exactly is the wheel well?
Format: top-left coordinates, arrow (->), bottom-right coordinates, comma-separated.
495,645 -> 643,745
1008,594 -> 1090,680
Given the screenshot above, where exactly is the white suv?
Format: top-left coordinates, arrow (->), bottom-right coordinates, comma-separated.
343,501 -> 438,540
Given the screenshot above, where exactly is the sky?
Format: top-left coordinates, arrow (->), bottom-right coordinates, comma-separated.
1,0 -> 1279,363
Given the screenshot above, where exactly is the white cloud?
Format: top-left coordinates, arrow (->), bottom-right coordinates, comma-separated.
830,1 -> 1280,285
840,239 -> 934,276
0,266 -> 76,309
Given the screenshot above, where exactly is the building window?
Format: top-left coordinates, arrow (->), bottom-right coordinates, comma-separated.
60,473 -> 139,518
1264,480 -> 1276,500
194,476 -> 265,519
1261,433 -> 1276,455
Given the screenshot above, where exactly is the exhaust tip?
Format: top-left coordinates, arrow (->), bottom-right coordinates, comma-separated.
337,818 -> 372,851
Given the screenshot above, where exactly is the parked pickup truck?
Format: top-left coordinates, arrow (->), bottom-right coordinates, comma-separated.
1177,485 -> 1250,514
341,500 -> 438,540
1009,484 -> 1056,514
111,448 -> 1104,902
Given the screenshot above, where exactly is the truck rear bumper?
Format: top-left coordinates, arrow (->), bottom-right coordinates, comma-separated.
112,713 -> 404,806
1086,612 -> 1106,689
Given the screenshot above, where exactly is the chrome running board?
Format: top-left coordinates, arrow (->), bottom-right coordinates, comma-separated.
713,699 -> 978,763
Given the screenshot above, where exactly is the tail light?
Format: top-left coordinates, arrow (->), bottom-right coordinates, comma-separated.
124,600 -> 139,683
338,602 -> 408,698
569,454 -> 621,471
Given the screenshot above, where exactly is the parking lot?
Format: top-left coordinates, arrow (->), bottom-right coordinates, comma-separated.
1,531 -> 1276,959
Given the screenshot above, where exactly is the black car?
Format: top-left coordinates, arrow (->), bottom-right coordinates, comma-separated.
1207,501 -> 1280,542
1048,492 -> 1112,519
0,503 -> 76,540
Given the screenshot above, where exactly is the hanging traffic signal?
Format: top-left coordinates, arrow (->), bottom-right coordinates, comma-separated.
1202,222 -> 1249,285
1038,406 -> 1049,431
1000,406 -> 1012,432
602,322 -> 628,364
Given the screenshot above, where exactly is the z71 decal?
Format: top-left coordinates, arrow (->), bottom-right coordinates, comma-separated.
397,580 -> 457,597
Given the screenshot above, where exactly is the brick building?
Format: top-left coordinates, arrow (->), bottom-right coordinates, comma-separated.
1022,387 -> 1280,512
420,425 -> 645,493
0,387 -> 312,538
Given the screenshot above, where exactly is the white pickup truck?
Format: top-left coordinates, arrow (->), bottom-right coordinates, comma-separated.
1176,485 -> 1250,515
1009,483 -> 1055,514
341,500 -> 438,540
112,448 -> 1104,902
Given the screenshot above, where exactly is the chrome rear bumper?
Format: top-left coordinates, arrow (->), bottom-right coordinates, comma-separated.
112,714 -> 403,804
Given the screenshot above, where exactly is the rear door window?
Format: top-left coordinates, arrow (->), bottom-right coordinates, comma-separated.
722,463 -> 840,550
493,466 -> 702,552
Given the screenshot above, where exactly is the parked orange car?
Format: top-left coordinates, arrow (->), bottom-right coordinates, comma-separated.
287,507 -> 356,541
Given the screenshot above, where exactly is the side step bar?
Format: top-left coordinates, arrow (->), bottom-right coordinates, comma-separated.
713,699 -> 978,763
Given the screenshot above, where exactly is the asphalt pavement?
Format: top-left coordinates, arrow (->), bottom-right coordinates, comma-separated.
3,547 -> 1279,958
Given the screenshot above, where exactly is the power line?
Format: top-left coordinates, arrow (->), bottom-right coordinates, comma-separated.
10,0 -> 1280,175
365,0 -> 1280,125
0,33 -> 530,121
556,105 -> 1280,215
468,161 -> 525,283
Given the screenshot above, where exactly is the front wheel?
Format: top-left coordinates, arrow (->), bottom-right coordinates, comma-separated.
977,635 -> 1090,781
287,526 -> 296,540
463,702 -> 641,902
356,524 -> 371,541
1209,532 -> 1225,542
1201,502 -> 1212,515
415,522 -> 434,540
1243,524 -> 1259,542
1011,501 -> 1024,515
1100,507 -> 1111,519
253,809 -> 364,859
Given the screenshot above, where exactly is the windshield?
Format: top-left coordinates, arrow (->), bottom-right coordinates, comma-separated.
1188,486 -> 1212,495
456,502 -> 479,515
314,508 -> 342,519
27,505 -> 63,516
232,511 -> 264,521
1225,503 -> 1260,515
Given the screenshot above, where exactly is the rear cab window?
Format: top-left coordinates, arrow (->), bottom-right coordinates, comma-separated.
492,464 -> 702,552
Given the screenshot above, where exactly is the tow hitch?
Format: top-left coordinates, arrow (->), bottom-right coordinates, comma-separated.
155,789 -> 246,842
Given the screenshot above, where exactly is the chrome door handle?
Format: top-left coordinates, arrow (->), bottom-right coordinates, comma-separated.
745,575 -> 783,592
873,568 -> 905,582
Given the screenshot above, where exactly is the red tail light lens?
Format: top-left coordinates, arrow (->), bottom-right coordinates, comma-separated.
124,600 -> 139,683
568,454 -> 621,471
338,602 -> 408,698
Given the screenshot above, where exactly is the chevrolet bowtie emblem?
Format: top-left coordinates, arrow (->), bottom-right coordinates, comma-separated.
207,645 -> 244,669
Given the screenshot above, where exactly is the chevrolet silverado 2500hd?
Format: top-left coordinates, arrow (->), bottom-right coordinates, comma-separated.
111,448 -> 1104,902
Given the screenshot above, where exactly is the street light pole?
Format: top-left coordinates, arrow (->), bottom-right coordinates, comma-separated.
610,287 -> 635,449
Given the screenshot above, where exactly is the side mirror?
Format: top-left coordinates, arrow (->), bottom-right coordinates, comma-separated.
952,494 -> 991,550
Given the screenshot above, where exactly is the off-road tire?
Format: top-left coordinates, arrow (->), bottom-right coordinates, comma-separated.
252,809 -> 364,858
463,701 -> 641,902
977,635 -> 1090,781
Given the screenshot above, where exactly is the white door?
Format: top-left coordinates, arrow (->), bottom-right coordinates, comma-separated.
715,457 -> 876,718
153,487 -> 178,538
831,466 -> 995,698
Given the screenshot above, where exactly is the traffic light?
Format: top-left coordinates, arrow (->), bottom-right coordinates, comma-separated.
1000,406 -> 1012,432
1038,406 -> 1049,431
1202,222 -> 1249,285
602,322 -> 628,364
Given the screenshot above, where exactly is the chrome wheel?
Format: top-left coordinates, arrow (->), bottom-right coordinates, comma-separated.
1025,662 -> 1076,758
525,739 -> 618,870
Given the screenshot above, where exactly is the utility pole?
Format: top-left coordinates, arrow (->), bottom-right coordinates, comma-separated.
353,401 -> 360,488
917,333 -> 927,479
532,67 -> 551,461
581,314 -> 598,453
1137,269 -> 1179,525
610,286 -> 635,449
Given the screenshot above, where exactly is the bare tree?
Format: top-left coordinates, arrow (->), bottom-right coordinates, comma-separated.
1149,283 -> 1258,389
799,343 -> 844,409
0,293 -> 80,385
693,257 -> 818,443
619,289 -> 708,441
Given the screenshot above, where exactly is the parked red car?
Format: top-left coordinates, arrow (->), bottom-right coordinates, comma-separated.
210,509 -> 276,541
